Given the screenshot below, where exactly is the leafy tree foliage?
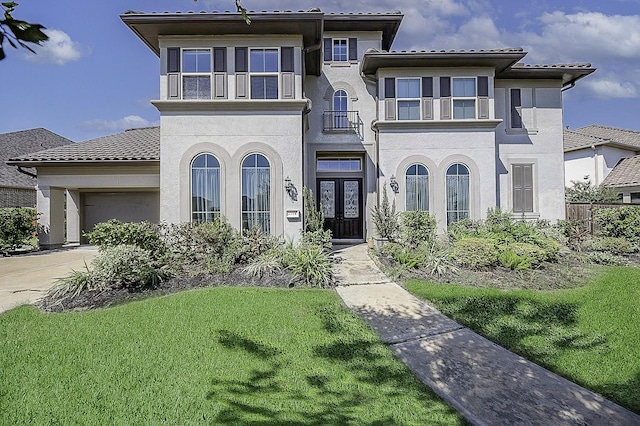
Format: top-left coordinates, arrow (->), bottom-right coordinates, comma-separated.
0,2 -> 48,61
565,180 -> 619,203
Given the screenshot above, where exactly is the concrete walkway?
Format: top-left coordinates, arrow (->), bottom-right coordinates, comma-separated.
0,246 -> 98,314
333,243 -> 640,426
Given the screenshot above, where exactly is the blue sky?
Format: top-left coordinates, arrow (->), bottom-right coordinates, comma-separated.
2,0 -> 640,142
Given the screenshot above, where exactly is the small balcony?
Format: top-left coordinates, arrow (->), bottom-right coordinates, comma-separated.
323,110 -> 362,136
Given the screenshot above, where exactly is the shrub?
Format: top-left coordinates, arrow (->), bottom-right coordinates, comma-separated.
580,251 -> 628,266
400,210 -> 436,249
508,242 -> 547,266
565,180 -> 619,203
243,251 -> 283,278
498,249 -> 532,270
289,243 -> 334,288
584,237 -> 636,255
86,219 -> 165,258
451,237 -> 500,269
302,187 -> 332,251
371,187 -> 400,241
91,245 -> 167,289
448,218 -> 484,240
558,219 -> 589,251
594,206 -> 640,243
0,207 -> 37,254
421,241 -> 458,277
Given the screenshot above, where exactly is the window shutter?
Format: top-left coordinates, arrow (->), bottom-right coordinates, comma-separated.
513,164 -> 533,212
511,89 -> 523,128
167,48 -> 180,73
385,77 -> 396,98
440,77 -> 451,119
477,76 -> 488,97
213,47 -> 226,73
323,38 -> 332,61
440,77 -> 451,97
235,47 -> 248,72
281,47 -> 294,72
348,38 -> 358,61
422,77 -> 433,97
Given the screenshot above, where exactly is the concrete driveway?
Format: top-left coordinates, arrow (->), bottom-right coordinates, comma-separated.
0,247 -> 98,314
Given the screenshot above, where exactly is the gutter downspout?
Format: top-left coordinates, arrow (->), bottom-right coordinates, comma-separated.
17,166 -> 37,179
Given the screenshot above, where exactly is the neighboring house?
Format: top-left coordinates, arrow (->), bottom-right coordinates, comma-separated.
7,10 -> 594,248
564,125 -> 640,202
0,128 -> 73,208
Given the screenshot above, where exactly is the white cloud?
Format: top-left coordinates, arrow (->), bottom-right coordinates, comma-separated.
582,78 -> 639,99
79,115 -> 159,133
21,29 -> 84,65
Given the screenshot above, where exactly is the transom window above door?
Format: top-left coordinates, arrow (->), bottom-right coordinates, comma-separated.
317,158 -> 362,171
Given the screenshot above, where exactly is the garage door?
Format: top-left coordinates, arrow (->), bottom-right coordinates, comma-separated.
82,192 -> 160,237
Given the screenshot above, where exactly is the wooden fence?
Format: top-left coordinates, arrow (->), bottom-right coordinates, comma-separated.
565,203 -> 630,235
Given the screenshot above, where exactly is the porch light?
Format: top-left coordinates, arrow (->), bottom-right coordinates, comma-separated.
284,176 -> 298,200
389,175 -> 399,193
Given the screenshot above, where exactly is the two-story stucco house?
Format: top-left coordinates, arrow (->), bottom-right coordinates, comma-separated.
7,9 -> 595,248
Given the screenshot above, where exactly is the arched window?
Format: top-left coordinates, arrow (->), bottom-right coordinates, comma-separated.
191,153 -> 221,223
333,89 -> 348,129
405,164 -> 429,211
242,153 -> 271,234
446,163 -> 470,225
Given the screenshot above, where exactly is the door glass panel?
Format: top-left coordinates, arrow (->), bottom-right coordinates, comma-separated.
320,181 -> 335,218
343,181 -> 359,219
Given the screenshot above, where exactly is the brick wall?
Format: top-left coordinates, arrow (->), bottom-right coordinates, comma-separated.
0,187 -> 36,208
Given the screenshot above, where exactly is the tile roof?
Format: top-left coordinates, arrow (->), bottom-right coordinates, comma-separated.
603,155 -> 640,187
1,128 -> 73,188
8,127 -> 160,165
564,125 -> 640,152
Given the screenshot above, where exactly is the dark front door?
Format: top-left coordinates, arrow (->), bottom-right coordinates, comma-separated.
317,178 -> 363,239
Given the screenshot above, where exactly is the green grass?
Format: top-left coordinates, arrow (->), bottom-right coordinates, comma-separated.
0,288 -> 463,425
406,266 -> 640,413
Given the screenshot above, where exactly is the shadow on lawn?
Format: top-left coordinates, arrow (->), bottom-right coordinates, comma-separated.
429,295 -> 608,367
206,318 -> 461,425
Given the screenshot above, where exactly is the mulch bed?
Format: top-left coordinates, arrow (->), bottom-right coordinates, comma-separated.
38,268 -> 300,313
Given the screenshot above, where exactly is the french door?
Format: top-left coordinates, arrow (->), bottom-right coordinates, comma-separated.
317,178 -> 363,239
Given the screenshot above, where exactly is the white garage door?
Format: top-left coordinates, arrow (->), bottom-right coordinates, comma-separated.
82,192 -> 160,235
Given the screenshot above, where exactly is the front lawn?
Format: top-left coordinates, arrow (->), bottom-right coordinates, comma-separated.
406,266 -> 640,413
0,288 -> 463,425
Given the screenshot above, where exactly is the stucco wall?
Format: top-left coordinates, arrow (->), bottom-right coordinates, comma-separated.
495,82 -> 566,221
159,108 -> 304,241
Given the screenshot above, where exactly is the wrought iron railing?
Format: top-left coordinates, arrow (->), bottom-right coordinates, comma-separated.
323,110 -> 362,134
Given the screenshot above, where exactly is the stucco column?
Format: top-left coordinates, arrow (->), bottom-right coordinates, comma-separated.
36,185 -> 65,249
66,189 -> 81,244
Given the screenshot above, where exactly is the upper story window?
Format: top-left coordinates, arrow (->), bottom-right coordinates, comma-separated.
397,79 -> 421,120
323,38 -> 358,62
452,78 -> 476,119
384,77 -> 433,121
250,48 -> 279,99
510,89 -> 523,128
183,49 -> 211,99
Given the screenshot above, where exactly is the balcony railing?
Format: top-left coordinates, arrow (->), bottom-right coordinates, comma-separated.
323,110 -> 362,135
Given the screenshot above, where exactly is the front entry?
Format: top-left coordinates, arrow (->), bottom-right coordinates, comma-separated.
317,178 -> 363,239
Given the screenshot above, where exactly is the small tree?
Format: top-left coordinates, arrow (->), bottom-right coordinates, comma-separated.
301,187 -> 332,250
565,180 -> 619,203
371,186 -> 399,241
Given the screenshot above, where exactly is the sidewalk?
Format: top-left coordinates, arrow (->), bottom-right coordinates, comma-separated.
333,243 -> 640,426
0,246 -> 98,314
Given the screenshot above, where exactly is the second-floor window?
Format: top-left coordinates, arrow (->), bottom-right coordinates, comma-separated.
333,39 -> 348,61
183,49 -> 211,99
250,48 -> 278,99
397,78 -> 421,120
323,38 -> 358,62
452,78 -> 476,119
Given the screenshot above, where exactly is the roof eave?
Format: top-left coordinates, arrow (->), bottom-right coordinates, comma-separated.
360,51 -> 527,76
323,13 -> 403,51
6,159 -> 160,167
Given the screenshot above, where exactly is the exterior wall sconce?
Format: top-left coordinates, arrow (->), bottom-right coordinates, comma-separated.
389,175 -> 399,193
284,176 -> 298,200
